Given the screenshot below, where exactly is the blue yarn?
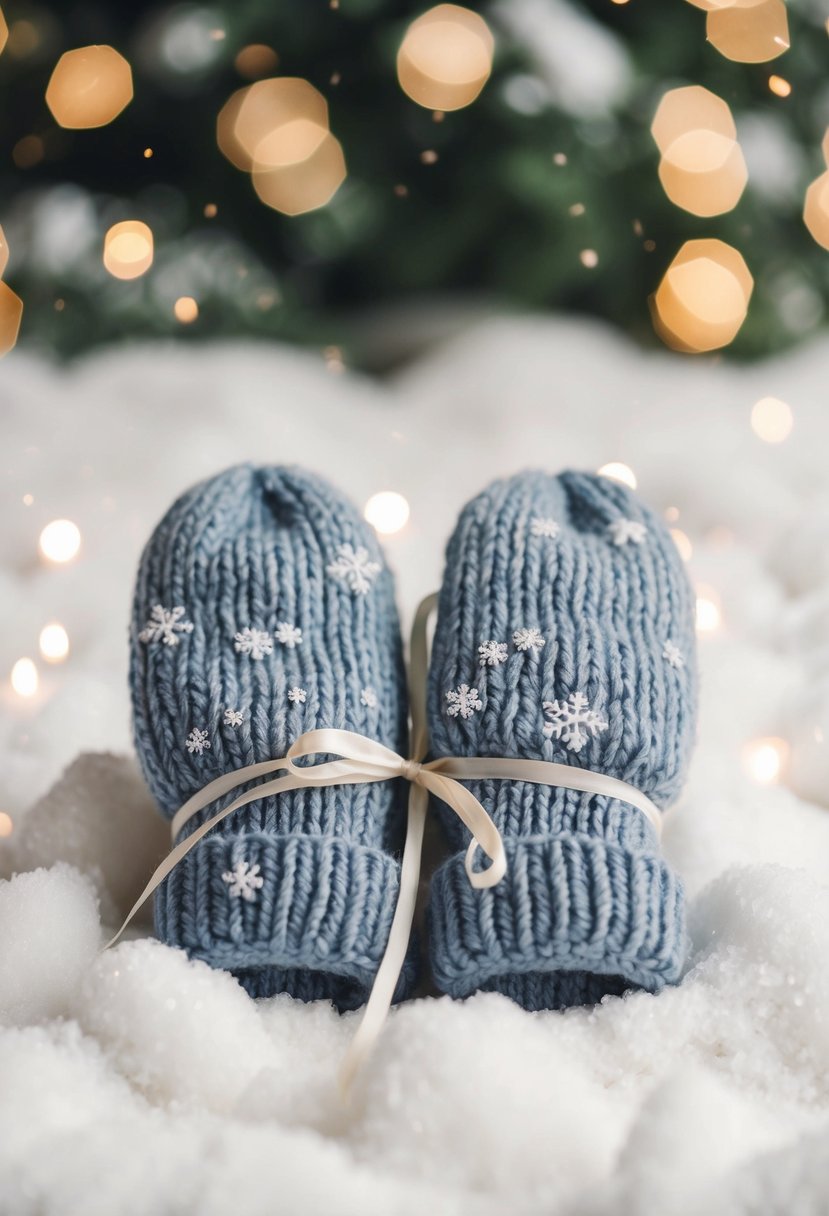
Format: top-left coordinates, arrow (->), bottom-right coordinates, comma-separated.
427,470 -> 697,1010
130,464 -> 412,1009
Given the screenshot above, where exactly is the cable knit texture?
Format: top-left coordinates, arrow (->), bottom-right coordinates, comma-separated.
130,465 -> 410,1009
427,470 -> 697,1010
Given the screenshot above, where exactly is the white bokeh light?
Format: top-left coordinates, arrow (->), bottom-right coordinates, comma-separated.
597,461 -> 637,490
751,396 -> 793,444
39,622 -> 70,663
39,518 -> 81,563
742,736 -> 789,785
11,657 -> 39,698
364,491 -> 411,535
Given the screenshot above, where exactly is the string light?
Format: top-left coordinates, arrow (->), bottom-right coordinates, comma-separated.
103,221 -> 154,280
10,657 -> 38,698
695,585 -> 722,633
652,239 -> 752,353
0,812 -> 13,838
397,4 -> 494,112
0,281 -> 23,357
38,518 -> 81,563
803,171 -> 829,252
670,528 -> 693,562
742,736 -> 789,785
597,462 -> 637,490
751,396 -> 793,443
364,492 -> 411,535
45,45 -> 133,129
706,0 -> 789,63
174,296 -> 198,323
39,622 -> 70,663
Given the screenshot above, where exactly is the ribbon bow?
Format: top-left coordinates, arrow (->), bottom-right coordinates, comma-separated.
107,593 -> 662,1096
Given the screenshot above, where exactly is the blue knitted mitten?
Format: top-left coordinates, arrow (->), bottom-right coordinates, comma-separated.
130,465 -> 411,1009
427,470 -> 697,1010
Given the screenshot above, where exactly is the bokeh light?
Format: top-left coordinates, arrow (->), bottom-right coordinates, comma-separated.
0,812 -> 13,839
218,78 -> 329,173
0,225 -> 6,276
234,44 -> 279,80
768,74 -> 791,97
364,491 -> 411,535
10,657 -> 38,698
751,396 -> 793,443
670,528 -> 693,562
653,239 -> 753,353
0,9 -> 7,56
651,86 -> 735,155
39,622 -> 70,663
45,45 -> 133,129
397,4 -> 494,112
39,518 -> 81,563
803,171 -> 829,252
252,129 -> 347,215
174,296 -> 199,323
597,462 -> 637,490
695,585 -> 722,633
706,0 -> 790,63
103,221 -> 154,280
742,736 -> 789,785
658,129 -> 747,217
0,281 -> 23,357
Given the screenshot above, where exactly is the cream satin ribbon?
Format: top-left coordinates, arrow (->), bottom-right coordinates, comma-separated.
106,592 -> 662,1096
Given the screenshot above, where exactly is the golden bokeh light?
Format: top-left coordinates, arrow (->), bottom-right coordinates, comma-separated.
45,45 -> 133,129
0,280 -> 23,357
658,129 -> 747,217
768,74 -> 791,97
10,657 -> 38,698
670,528 -> 693,562
103,220 -> 154,280
364,491 -> 411,535
0,223 -> 8,276
823,129 -> 829,167
254,117 -> 328,169
742,736 -> 789,785
253,129 -> 346,215
651,86 -> 735,155
234,44 -> 279,80
12,134 -> 44,169
397,4 -> 494,112
804,171 -> 829,252
597,462 -> 637,490
0,8 -> 7,55
39,622 -> 70,663
695,585 -> 722,633
0,812 -> 13,839
653,239 -> 753,354
751,396 -> 793,443
174,296 -> 199,323
706,0 -> 789,63
38,518 -> 81,563
217,78 -> 329,173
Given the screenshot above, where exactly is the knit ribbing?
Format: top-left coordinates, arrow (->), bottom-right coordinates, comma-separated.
427,470 -> 697,1008
130,465 -> 410,1006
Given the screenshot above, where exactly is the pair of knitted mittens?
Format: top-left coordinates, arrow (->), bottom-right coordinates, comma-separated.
131,465 -> 696,1012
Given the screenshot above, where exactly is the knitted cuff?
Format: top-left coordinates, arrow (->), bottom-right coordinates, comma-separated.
429,783 -> 686,1009
156,830 -> 412,1011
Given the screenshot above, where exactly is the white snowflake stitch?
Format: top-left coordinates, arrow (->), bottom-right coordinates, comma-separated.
224,708 -> 244,727
287,686 -> 307,704
326,543 -> 382,595
663,640 -> 685,670
513,627 -> 546,654
608,518 -> 648,546
185,727 -> 211,755
275,621 -> 303,648
446,684 -> 483,719
138,605 -> 194,647
542,692 -> 608,753
221,860 -> 264,902
478,640 -> 508,667
531,517 -> 560,539
234,627 -> 273,660
361,687 -> 378,708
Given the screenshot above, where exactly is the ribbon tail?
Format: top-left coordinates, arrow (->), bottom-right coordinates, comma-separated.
338,781 -> 429,1099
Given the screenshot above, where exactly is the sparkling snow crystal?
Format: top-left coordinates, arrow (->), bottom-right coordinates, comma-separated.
663,640 -> 685,670
185,728 -> 211,755
221,861 -> 264,902
234,627 -> 273,660
608,518 -> 648,546
446,684 -> 483,719
326,543 -> 381,594
138,604 -> 194,647
542,692 -> 608,752
513,627 -> 545,653
274,622 -> 303,648
530,517 -> 560,539
287,687 -> 307,704
360,687 -> 378,708
478,640 -> 508,667
223,708 -> 244,727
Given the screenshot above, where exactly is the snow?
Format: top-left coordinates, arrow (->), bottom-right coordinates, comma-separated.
1,314 -> 829,1212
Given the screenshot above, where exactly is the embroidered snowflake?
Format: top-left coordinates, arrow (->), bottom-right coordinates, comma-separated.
608,518 -> 648,546
326,543 -> 382,595
185,727 -> 211,755
287,686 -> 307,704
513,627 -> 546,654
224,708 -> 244,727
275,621 -> 303,648
361,686 -> 378,708
221,860 -> 264,902
234,627 -> 273,660
542,692 -> 608,753
530,517 -> 560,539
663,640 -> 685,670
446,684 -> 483,719
138,605 -> 194,647
478,640 -> 508,667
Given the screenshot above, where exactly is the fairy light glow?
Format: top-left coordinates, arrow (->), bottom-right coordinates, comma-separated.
11,657 -> 38,698
597,462 -> 637,490
580,249 -> 599,268
45,45 -> 133,129
39,518 -> 81,563
364,492 -> 411,535
103,221 -> 154,280
652,87 -> 745,218
695,585 -> 722,633
768,75 -> 791,98
39,622 -> 70,663
751,396 -> 793,444
804,171 -> 829,252
670,528 -> 693,562
742,736 -> 789,785
653,239 -> 752,354
397,4 -> 494,112
0,812 -> 13,838
706,0 -> 790,64
174,296 -> 199,323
